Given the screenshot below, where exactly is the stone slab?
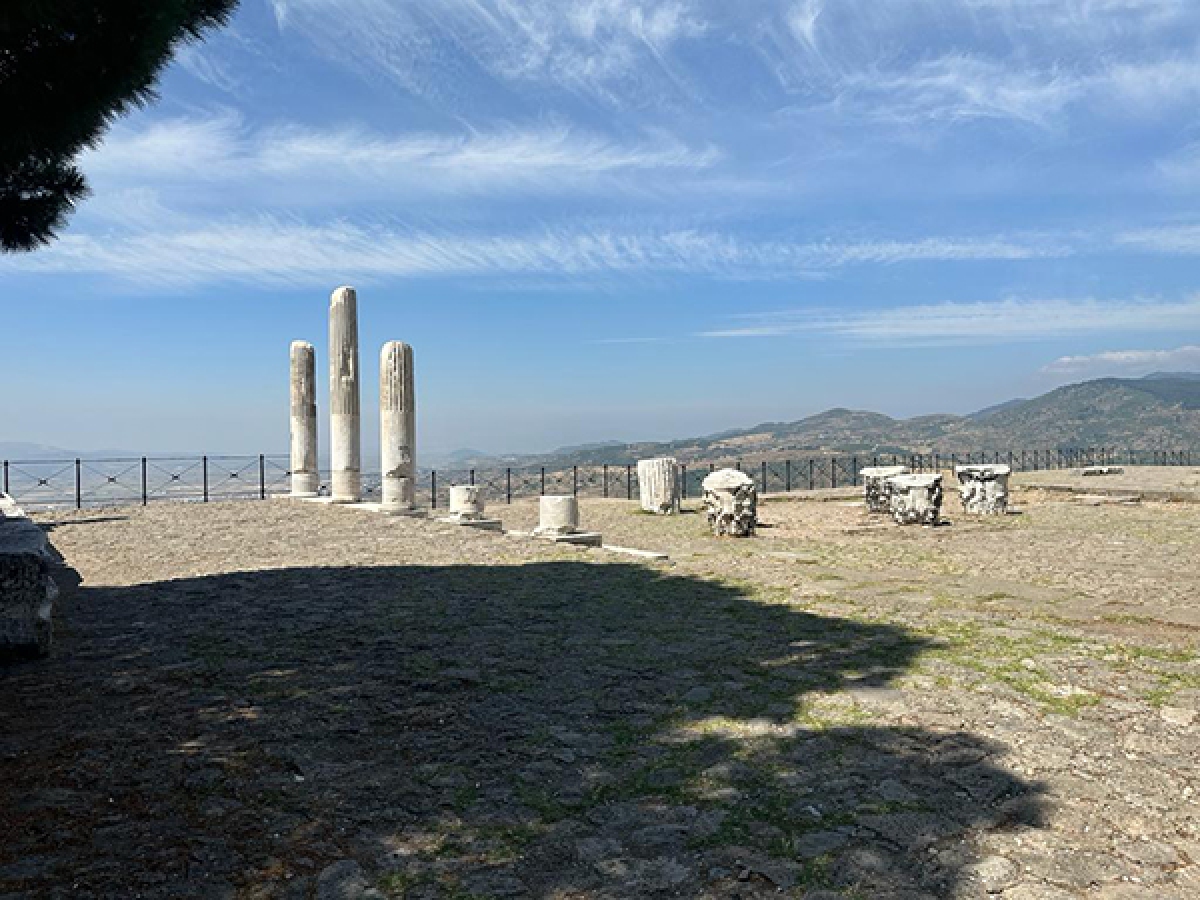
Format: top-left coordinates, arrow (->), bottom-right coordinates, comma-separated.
601,545 -> 669,560
437,517 -> 504,531
534,531 -> 604,547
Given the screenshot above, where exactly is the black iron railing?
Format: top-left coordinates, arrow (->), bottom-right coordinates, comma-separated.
3,447 -> 1192,511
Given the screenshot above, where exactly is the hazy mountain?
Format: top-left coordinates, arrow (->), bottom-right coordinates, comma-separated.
500,374 -> 1200,467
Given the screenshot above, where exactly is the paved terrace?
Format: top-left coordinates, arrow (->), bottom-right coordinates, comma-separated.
2,485 -> 1198,899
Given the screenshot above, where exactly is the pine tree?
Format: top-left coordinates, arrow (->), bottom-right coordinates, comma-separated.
0,1 -> 238,252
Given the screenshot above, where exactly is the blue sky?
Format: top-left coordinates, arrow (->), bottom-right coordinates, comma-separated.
4,0 -> 1200,457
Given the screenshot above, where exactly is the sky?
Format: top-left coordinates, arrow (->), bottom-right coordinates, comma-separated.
4,0 -> 1200,458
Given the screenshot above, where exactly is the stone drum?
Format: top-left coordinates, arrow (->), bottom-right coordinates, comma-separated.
860,465 -> 910,513
955,464 -> 1010,515
888,473 -> 943,526
702,468 -> 757,537
441,485 -> 504,531
532,496 -> 602,546
637,457 -> 681,515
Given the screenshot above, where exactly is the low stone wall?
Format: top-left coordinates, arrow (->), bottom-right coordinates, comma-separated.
1,495 -> 79,657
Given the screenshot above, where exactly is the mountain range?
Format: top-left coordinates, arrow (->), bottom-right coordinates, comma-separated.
454,373 -> 1200,468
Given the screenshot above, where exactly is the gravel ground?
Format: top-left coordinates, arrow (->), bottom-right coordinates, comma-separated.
2,489 -> 1198,899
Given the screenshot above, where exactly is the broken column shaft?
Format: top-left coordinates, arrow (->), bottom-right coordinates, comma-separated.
289,341 -> 320,497
380,340 -> 418,515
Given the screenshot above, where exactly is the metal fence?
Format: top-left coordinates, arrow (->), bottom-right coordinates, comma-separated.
4,447 -> 1194,512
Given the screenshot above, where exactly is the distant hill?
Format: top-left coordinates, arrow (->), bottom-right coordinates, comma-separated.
486,374 -> 1200,468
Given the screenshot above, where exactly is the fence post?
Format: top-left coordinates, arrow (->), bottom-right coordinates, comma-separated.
259,454 -> 266,500
3,460 -> 7,494
202,455 -> 209,502
808,458 -> 814,490
431,470 -> 437,509
785,460 -> 791,493
541,467 -> 546,496
75,458 -> 81,510
141,457 -> 148,506
470,469 -> 475,486
506,468 -> 512,504
831,458 -> 837,489
681,464 -> 687,500
573,465 -> 578,497
626,465 -> 632,500
852,456 -> 859,485
761,460 -> 768,494
603,464 -> 609,498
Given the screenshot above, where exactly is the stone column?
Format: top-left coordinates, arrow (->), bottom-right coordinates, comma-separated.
329,287 -> 362,503
637,457 -> 680,515
380,340 -> 418,515
289,341 -> 320,497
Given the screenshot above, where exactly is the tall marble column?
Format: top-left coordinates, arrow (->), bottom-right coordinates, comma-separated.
380,340 -> 418,514
289,340 -> 320,497
329,286 -> 361,503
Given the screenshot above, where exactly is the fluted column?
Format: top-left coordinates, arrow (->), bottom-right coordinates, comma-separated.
329,286 -> 361,503
380,340 -> 418,514
289,341 -> 320,497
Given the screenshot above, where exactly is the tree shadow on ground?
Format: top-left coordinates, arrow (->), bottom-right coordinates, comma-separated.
0,562 -> 1045,899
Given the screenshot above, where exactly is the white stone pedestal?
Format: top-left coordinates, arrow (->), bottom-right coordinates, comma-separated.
860,465 -> 910,513
955,465 -> 1011,515
532,495 -> 602,546
439,485 -> 503,531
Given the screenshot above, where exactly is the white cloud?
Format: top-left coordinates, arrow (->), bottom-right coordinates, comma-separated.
268,0 -> 709,106
0,221 -> 1067,289
700,296 -> 1200,344
1041,345 -> 1200,376
1116,224 -> 1200,254
79,115 -> 721,198
764,0 -> 1200,129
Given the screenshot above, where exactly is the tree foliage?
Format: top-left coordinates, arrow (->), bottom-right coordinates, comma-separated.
0,1 -> 238,252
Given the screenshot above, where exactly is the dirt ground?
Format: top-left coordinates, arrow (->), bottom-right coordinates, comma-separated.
2,484 -> 1198,899
1017,465 -> 1200,500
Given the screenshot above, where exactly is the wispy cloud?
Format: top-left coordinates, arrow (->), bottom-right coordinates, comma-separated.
268,0 -> 709,107
80,114 -> 721,197
764,0 -> 1200,130
0,222 -> 1070,289
1117,224 -> 1200,254
700,296 -> 1200,345
1041,345 -> 1200,376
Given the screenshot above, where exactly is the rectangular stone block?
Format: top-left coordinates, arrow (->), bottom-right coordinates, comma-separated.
860,466 -> 910,514
0,513 -> 77,657
887,473 -> 943,526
